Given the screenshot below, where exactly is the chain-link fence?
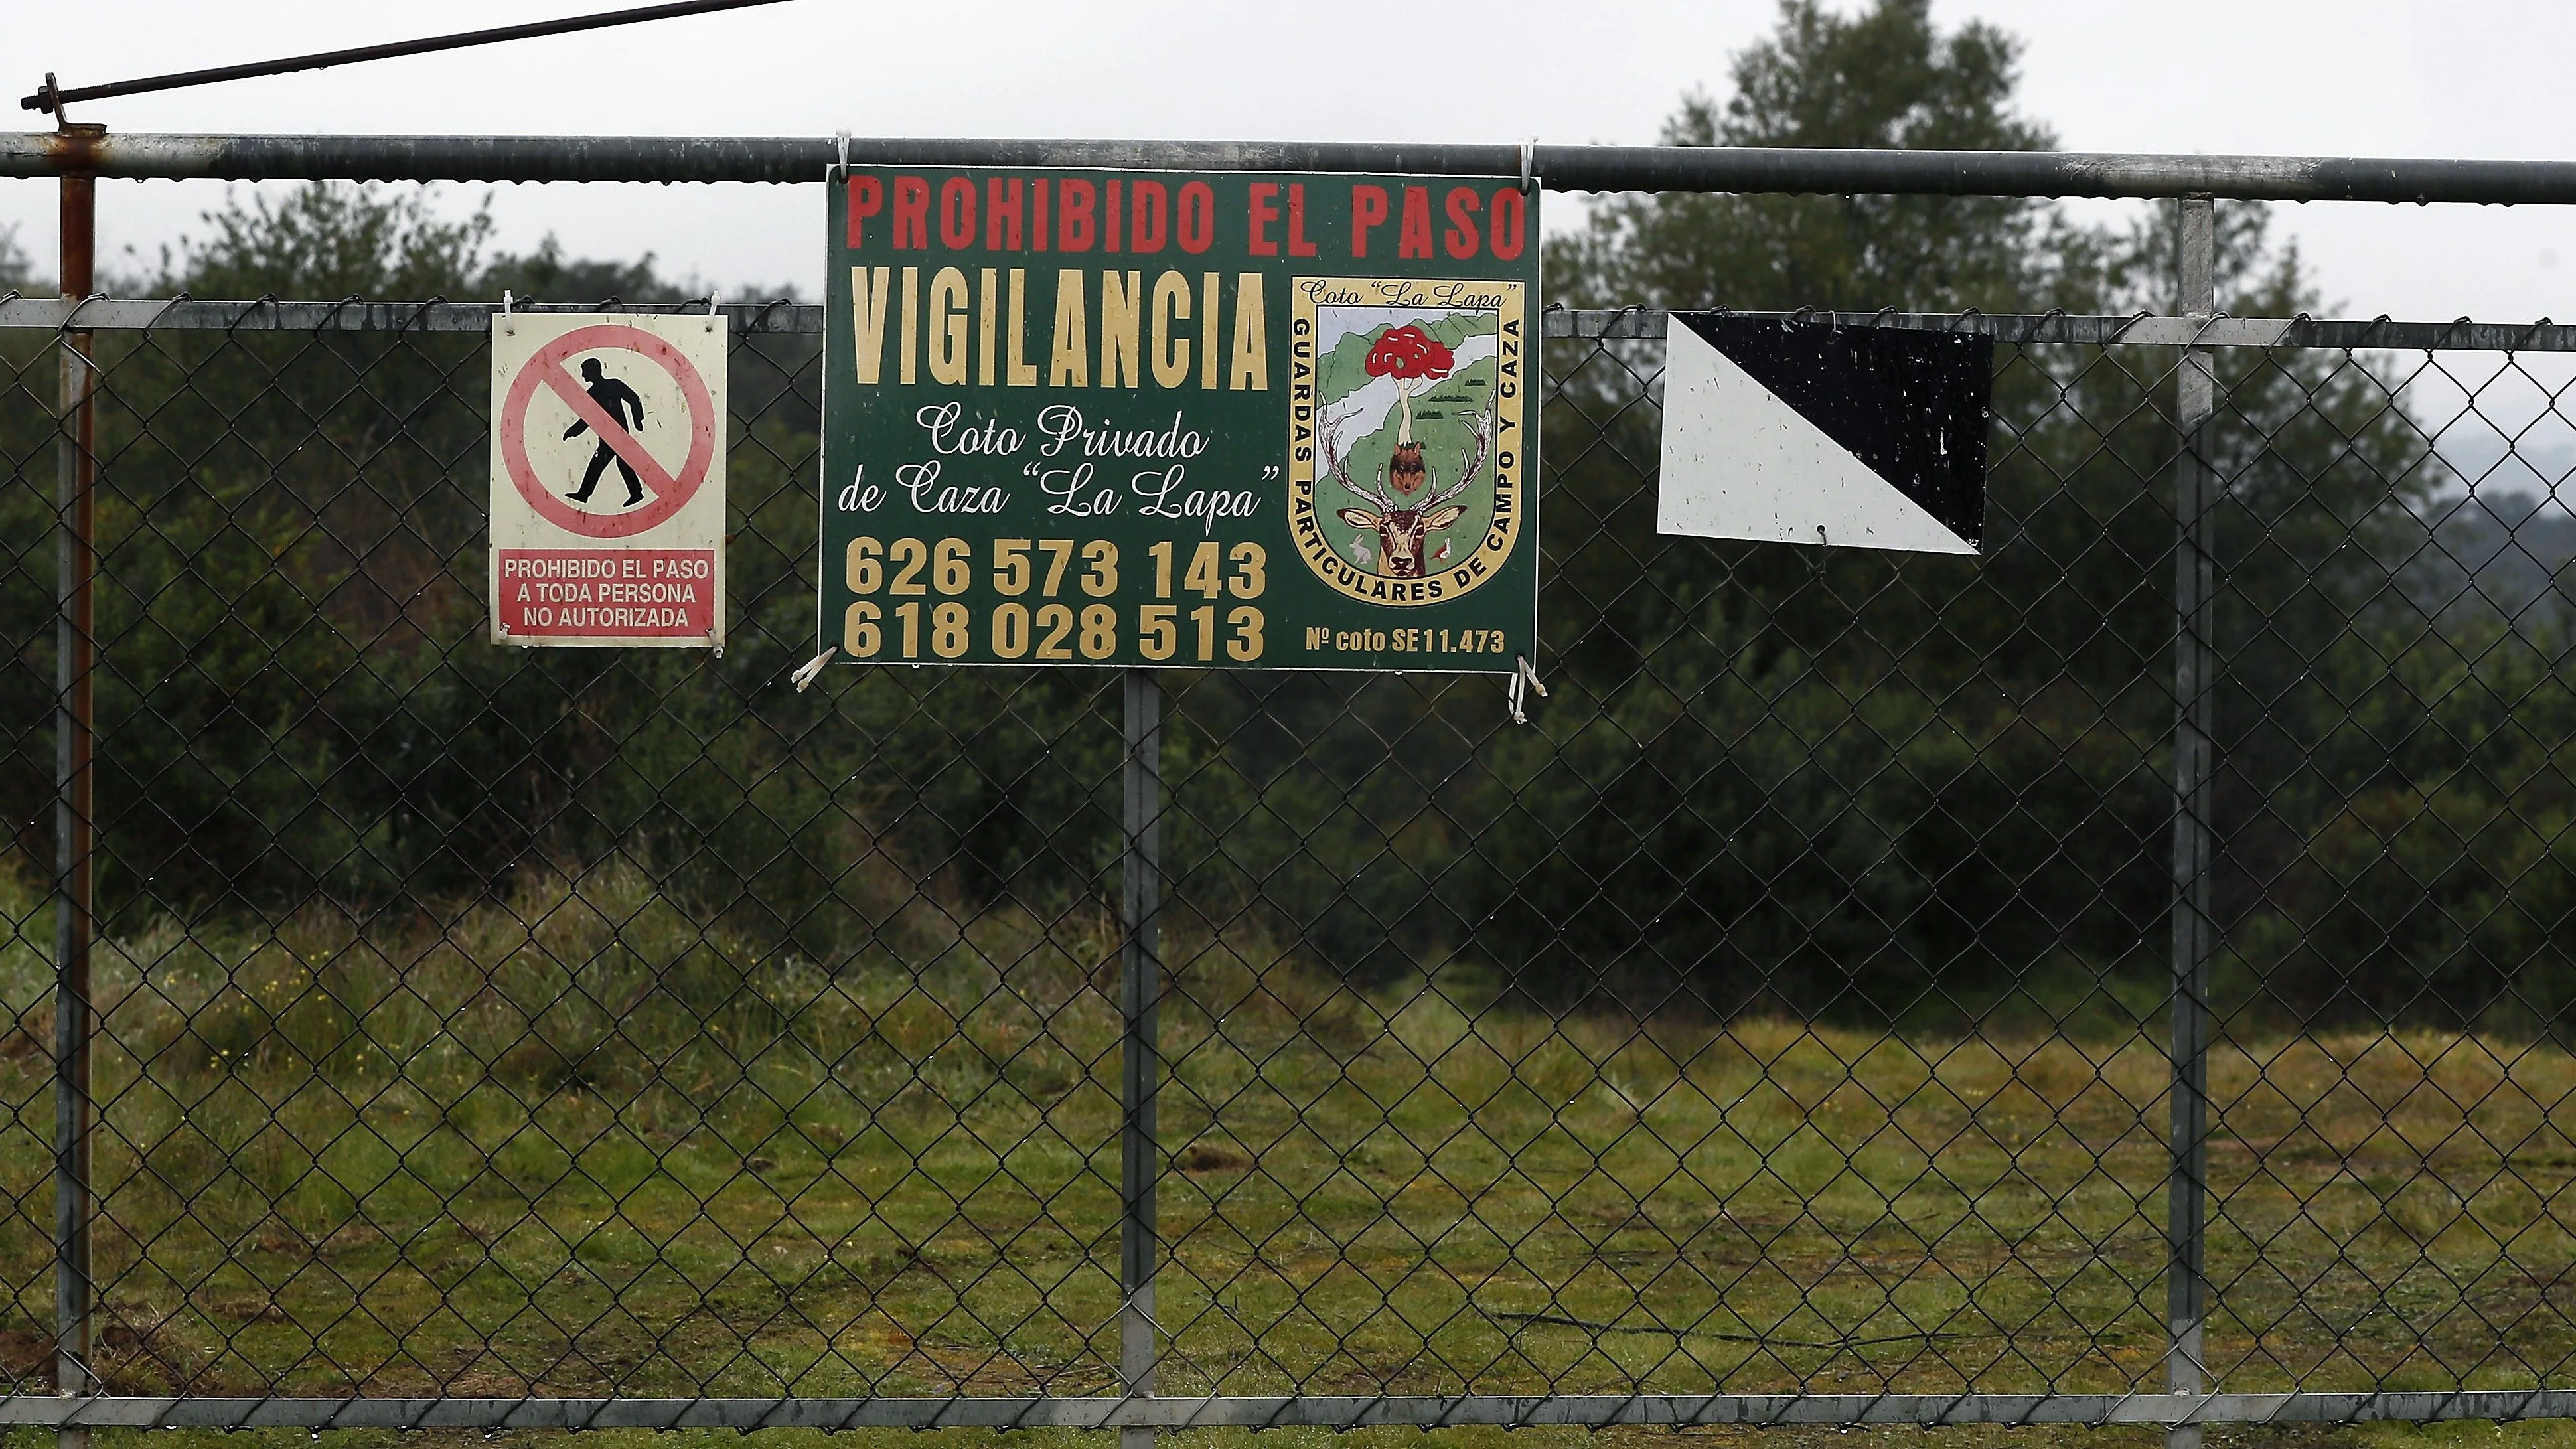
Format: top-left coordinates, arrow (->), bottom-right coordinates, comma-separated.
3,287 -> 2575,1431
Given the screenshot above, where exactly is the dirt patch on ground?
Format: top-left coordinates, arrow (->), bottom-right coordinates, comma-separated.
0,1326 -> 51,1385
1175,1140 -> 1253,1173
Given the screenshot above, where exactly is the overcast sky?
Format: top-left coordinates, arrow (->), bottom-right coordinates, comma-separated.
6,0 -> 2574,325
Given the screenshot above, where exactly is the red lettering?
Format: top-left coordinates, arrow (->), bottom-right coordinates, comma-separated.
1106,179 -> 1123,253
892,176 -> 931,250
1177,182 -> 1216,254
1398,186 -> 1434,259
1351,185 -> 1389,258
939,177 -> 977,250
1130,181 -> 1168,253
1247,183 -> 1280,257
846,175 -> 884,249
1059,179 -> 1097,252
986,177 -> 1024,251
1443,187 -> 1483,260
1287,183 -> 1319,258
1488,187 -> 1527,261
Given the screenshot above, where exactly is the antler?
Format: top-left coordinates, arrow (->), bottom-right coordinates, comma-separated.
1318,402 -> 1360,487
1320,402 -> 1400,512
1418,405 -> 1493,513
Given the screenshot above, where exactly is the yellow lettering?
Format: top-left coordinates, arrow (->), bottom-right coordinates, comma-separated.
1228,273 -> 1268,391
899,266 -> 920,386
977,267 -> 998,387
1049,269 -> 1089,388
932,267 -> 968,384
850,266 -> 893,384
927,267 -> 968,386
1100,270 -> 1142,388
1200,271 -> 1221,390
1006,269 -> 1038,386
1150,271 -> 1191,389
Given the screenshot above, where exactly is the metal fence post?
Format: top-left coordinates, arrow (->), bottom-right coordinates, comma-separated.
2165,193 -> 2218,1449
1118,668 -> 1164,1449
52,120 -> 104,1433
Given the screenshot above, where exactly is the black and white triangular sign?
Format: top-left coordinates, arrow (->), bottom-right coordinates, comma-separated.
1657,314 -> 1990,554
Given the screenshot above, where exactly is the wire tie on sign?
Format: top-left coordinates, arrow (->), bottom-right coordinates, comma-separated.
1506,654 -> 1548,724
1519,136 -> 1538,192
836,129 -> 851,178
500,289 -> 514,337
791,647 -> 838,692
706,287 -> 720,333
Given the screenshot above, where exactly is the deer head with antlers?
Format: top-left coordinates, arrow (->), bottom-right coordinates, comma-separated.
1320,400 -> 1491,580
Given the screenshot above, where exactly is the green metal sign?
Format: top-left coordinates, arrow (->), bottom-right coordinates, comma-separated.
820,167 -> 1540,672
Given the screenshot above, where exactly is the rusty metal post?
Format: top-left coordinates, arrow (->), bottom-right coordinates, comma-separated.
53,119 -> 103,1438
1118,668 -> 1162,1449
2164,192 -> 2217,1449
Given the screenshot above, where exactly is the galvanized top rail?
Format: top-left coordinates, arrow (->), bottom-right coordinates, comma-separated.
10,296 -> 2576,352
13,132 -> 2576,204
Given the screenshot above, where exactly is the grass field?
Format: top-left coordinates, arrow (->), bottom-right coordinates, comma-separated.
9,862 -> 2576,1447
11,1416 -> 2576,1449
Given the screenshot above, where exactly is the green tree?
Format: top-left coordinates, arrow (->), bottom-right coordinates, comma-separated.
0,222 -> 52,872
1553,0 -> 2107,315
137,183 -> 492,298
481,236 -> 687,305
17,182 -> 1129,966
11,27 -> 2551,1037
1462,0 -> 2444,1025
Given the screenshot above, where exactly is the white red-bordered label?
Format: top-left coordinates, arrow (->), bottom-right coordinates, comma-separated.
488,313 -> 727,647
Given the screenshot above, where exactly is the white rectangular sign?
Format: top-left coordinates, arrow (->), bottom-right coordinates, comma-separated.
489,312 -> 727,647
1658,313 -> 1985,554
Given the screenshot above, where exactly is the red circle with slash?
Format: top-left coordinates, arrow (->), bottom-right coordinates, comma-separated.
499,323 -> 717,539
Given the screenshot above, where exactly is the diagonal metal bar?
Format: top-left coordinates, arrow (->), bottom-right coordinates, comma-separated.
20,0 -> 791,114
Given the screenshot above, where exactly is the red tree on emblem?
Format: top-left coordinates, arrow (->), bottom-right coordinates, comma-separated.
1363,325 -> 1454,494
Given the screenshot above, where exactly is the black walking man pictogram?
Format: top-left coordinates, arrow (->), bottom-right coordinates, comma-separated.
564,357 -> 648,507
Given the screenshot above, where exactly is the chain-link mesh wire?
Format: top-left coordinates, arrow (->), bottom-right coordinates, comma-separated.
2,300 -> 2574,1423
